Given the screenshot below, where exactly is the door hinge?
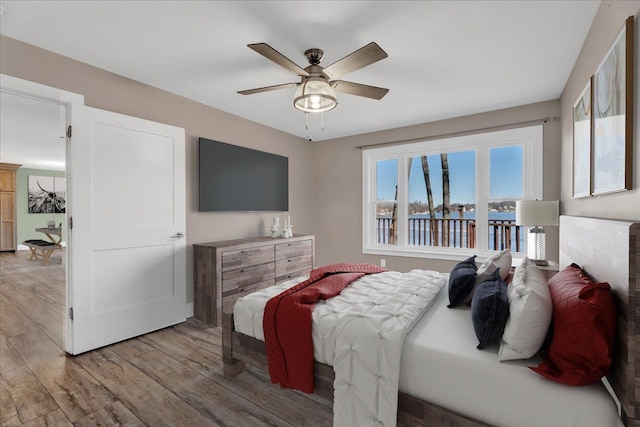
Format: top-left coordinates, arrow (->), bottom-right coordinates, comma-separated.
69,307 -> 74,321
66,125 -> 72,138
69,217 -> 73,230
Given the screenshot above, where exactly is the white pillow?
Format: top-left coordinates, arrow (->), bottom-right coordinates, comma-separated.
499,258 -> 552,361
476,249 -> 512,282
460,249 -> 512,305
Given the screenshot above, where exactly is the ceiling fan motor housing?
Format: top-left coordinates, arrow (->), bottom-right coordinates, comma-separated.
304,48 -> 324,65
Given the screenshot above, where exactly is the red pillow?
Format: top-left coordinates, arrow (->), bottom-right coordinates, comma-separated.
530,264 -> 616,386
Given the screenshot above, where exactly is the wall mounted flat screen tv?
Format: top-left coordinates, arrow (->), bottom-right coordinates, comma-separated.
199,138 -> 288,212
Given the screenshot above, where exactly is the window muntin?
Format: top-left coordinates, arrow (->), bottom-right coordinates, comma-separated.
363,125 -> 543,261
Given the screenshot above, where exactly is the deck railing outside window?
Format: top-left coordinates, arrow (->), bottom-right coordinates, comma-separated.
376,217 -> 522,252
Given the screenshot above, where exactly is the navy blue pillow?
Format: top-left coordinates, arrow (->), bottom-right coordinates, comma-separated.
447,255 -> 478,308
471,268 -> 509,349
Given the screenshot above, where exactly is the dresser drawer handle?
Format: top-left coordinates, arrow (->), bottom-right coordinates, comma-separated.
288,259 -> 291,262
240,269 -> 245,272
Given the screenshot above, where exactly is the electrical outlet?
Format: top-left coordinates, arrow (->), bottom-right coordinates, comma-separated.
380,259 -> 386,267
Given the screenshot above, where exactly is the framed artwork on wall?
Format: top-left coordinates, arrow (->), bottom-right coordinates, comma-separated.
572,78 -> 592,198
28,175 -> 66,214
592,15 -> 634,195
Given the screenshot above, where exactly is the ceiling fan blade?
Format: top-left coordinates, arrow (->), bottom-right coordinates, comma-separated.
248,43 -> 310,77
331,80 -> 389,100
238,82 -> 300,95
323,42 -> 388,80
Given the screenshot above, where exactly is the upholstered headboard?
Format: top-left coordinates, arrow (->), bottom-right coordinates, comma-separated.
559,215 -> 639,426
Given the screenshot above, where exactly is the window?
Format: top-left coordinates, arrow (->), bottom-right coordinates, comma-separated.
362,125 -> 543,261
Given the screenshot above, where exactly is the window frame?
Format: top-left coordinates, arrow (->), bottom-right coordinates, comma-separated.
362,125 -> 543,261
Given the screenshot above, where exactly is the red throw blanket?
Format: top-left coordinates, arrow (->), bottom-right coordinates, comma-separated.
263,263 -> 386,393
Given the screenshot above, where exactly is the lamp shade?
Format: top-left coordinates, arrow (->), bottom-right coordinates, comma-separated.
294,78 -> 337,113
515,200 -> 559,226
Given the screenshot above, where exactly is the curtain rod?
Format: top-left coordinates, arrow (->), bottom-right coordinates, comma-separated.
354,116 -> 558,150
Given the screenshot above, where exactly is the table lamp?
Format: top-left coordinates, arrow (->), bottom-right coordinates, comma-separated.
515,200 -> 559,266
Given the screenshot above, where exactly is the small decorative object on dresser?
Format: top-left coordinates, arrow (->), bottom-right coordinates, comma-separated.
193,234 -> 314,326
270,216 -> 281,238
282,215 -> 293,238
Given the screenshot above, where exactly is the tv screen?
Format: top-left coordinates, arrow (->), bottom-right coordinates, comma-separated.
198,138 -> 288,212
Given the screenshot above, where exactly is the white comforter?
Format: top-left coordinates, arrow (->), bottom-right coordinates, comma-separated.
234,269 -> 447,427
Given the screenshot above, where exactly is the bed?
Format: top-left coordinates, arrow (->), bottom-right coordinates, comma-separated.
222,216 -> 639,426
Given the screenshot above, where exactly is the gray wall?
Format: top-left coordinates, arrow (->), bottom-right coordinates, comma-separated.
1,35 -> 315,305
310,101 -> 562,272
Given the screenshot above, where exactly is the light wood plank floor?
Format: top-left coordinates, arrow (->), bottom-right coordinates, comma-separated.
0,251 -> 333,426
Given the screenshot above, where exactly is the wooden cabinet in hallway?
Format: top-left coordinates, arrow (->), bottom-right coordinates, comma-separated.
0,162 -> 21,252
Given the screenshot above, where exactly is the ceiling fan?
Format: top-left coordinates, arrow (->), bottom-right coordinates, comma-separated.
238,42 -> 389,113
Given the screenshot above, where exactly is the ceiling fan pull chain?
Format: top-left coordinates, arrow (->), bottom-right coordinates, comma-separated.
305,113 -> 313,141
321,112 -> 325,132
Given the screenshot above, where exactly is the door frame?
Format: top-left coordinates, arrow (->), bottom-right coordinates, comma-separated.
1,73 -> 84,353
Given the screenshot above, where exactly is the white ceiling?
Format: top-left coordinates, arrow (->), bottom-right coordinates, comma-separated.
0,1 -> 599,160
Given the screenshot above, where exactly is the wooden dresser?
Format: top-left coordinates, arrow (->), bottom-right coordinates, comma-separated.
193,234 -> 314,326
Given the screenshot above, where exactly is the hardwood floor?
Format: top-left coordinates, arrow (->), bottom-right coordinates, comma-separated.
0,251 -> 333,426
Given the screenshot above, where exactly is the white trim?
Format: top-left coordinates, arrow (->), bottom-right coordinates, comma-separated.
1,74 -> 84,105
362,125 -> 543,260
1,74 -> 84,354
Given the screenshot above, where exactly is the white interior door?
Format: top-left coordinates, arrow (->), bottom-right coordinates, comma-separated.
67,104 -> 186,354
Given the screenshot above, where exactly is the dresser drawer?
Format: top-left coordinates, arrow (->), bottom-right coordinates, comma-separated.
276,268 -> 311,284
276,239 -> 313,260
222,262 -> 275,291
276,253 -> 313,277
222,246 -> 274,271
222,279 -> 274,313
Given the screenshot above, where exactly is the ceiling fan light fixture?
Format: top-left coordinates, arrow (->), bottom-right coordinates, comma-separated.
293,78 -> 337,113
